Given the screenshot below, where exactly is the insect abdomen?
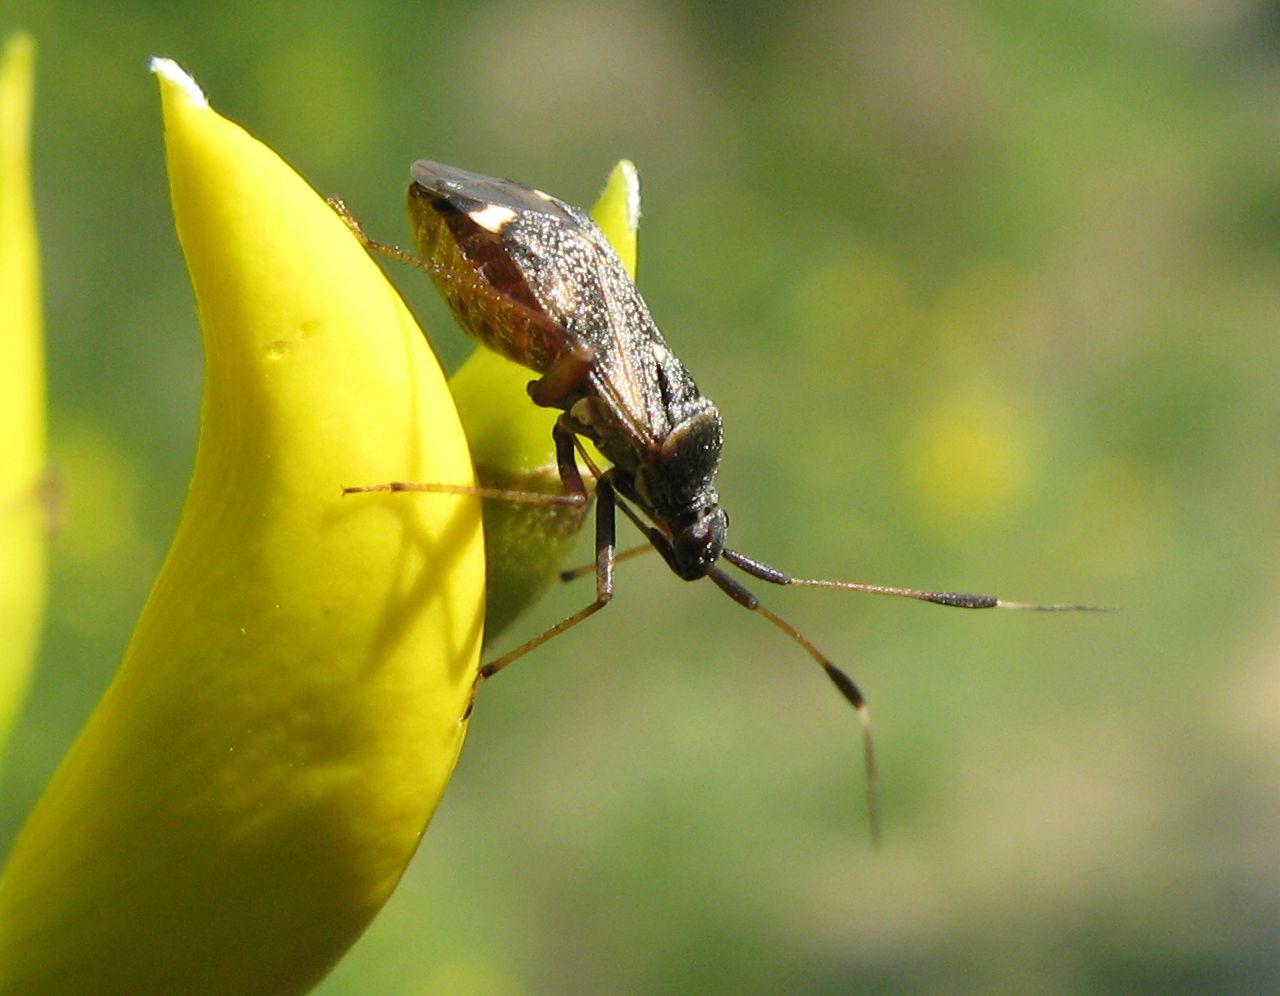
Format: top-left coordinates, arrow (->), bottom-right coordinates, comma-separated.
406,184 -> 563,375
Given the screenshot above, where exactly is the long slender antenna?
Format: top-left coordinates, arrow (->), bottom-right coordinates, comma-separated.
721,549 -> 1115,612
706,565 -> 881,846
595,492 -> 882,842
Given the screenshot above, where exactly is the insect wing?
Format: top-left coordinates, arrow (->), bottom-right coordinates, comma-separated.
408,165 -> 576,374
409,161 -> 665,449
412,160 -> 581,230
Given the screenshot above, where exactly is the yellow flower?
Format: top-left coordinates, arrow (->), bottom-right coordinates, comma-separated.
0,57 -> 484,995
0,31 -> 45,761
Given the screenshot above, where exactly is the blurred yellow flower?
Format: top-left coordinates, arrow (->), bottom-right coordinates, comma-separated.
0,31 -> 45,761
904,381 -> 1036,539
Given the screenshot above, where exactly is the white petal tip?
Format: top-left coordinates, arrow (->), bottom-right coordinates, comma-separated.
619,160 -> 641,227
149,57 -> 208,108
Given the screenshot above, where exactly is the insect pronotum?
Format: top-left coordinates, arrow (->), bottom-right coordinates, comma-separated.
334,161 -> 1107,842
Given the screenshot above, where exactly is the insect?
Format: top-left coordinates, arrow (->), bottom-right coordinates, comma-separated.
337,161 -> 1105,841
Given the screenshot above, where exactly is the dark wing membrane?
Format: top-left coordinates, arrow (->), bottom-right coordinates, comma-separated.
503,203 -> 672,449
563,220 -> 673,443
411,160 -> 580,228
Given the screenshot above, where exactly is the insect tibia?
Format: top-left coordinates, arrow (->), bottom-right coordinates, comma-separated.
327,197 -> 440,274
327,197 -> 377,247
342,480 -> 587,506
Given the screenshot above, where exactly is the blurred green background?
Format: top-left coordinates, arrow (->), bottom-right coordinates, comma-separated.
3,2 -> 1278,992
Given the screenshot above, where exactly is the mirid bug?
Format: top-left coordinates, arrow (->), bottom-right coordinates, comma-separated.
336,161 -> 1106,841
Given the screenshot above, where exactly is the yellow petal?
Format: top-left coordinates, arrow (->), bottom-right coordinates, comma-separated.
0,31 -> 45,762
446,160 -> 642,637
0,58 -> 484,995
590,158 -> 640,277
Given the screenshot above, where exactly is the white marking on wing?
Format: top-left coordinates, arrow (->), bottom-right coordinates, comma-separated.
467,203 -> 518,233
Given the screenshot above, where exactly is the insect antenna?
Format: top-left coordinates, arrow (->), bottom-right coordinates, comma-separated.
706,565 -> 881,845
720,549 -> 1115,613
558,542 -> 651,580
598,490 -> 881,844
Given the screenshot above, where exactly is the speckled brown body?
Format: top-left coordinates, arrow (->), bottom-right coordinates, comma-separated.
406,160 -> 727,580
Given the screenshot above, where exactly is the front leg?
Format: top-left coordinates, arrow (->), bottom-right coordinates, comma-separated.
465,475 -> 620,715
528,344 -> 595,408
551,415 -> 592,500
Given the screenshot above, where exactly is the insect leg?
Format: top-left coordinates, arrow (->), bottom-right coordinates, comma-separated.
328,197 -> 431,270
467,476 -> 618,713
341,479 -> 586,507
551,416 -> 593,498
342,415 -> 599,508
721,549 -> 1113,612
528,345 -> 596,408
706,565 -> 880,846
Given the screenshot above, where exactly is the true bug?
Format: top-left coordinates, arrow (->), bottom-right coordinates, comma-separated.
337,161 -> 1104,841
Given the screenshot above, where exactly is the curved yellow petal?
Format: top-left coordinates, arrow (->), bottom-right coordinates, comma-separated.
0,58 -> 483,995
590,158 -> 640,277
0,32 -> 45,761
448,160 -> 642,637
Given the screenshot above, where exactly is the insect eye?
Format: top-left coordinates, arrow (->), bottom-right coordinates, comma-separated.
668,507 -> 726,580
